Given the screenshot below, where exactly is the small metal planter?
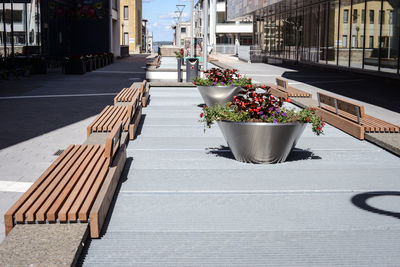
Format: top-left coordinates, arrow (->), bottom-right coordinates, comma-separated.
197,85 -> 243,107
217,121 -> 306,164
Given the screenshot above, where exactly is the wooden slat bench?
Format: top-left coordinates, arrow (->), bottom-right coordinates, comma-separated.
140,80 -> 150,107
316,92 -> 400,140
114,80 -> 150,108
270,78 -> 312,98
87,100 -> 142,140
4,123 -> 126,238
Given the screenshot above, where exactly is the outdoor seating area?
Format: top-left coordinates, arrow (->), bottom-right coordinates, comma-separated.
3,79 -> 150,242
316,92 -> 400,139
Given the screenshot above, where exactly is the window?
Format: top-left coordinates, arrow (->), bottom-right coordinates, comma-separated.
352,35 -> 356,48
369,36 -> 374,48
343,35 -> 348,48
343,9 -> 349,23
353,9 -> 357,23
181,27 -> 186,33
389,11 -> 393,24
361,9 -> 365,23
360,35 -> 364,47
124,6 -> 128,20
369,10 -> 374,24
379,10 -> 384,24
180,39 -> 184,45
124,32 -> 129,45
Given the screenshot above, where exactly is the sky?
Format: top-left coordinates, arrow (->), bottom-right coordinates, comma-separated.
143,0 -> 192,42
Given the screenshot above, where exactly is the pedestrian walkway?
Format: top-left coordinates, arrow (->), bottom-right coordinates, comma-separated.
0,55 -> 149,242
81,85 -> 400,266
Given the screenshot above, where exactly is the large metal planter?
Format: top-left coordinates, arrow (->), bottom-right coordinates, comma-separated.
197,85 -> 243,107
217,121 -> 306,164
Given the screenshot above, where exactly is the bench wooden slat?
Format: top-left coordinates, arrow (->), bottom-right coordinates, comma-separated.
4,145 -> 75,235
107,107 -> 125,131
276,78 -> 312,98
78,161 -> 109,221
23,145 -> 88,223
67,147 -> 107,222
99,107 -> 120,132
13,145 -> 81,223
318,92 -> 365,118
119,88 -> 130,102
36,145 -> 95,222
45,145 -> 99,222
58,145 -> 103,222
322,105 -> 399,133
87,106 -> 112,136
92,106 -> 113,132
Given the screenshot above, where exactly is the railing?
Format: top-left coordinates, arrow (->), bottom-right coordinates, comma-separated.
216,44 -> 235,54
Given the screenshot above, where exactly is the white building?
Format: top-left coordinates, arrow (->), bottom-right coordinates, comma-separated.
173,20 -> 192,48
194,0 -> 253,54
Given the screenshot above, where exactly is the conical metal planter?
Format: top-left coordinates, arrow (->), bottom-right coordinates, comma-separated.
197,85 -> 243,107
217,121 -> 306,164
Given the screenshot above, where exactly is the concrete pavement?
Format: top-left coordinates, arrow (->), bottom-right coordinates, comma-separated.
80,85 -> 400,266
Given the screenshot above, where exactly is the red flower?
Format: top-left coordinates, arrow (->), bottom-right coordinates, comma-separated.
200,112 -> 204,118
286,98 -> 292,103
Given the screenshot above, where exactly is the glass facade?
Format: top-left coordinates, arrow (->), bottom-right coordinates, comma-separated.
227,0 -> 400,75
0,1 -> 41,57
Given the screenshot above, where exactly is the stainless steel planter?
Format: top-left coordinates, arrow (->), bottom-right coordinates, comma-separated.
197,85 -> 243,107
217,121 -> 306,164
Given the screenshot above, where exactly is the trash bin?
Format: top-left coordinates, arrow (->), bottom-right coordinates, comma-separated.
177,57 -> 182,82
186,58 -> 199,82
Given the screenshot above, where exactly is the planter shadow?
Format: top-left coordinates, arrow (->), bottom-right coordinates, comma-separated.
206,146 -> 321,163
206,145 -> 235,160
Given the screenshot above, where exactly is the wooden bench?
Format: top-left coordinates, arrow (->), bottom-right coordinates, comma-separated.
140,80 -> 150,107
4,123 -> 126,238
87,100 -> 142,140
316,92 -> 400,139
270,78 -> 312,98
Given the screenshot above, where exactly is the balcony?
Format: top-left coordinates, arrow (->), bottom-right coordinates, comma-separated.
216,22 -> 252,34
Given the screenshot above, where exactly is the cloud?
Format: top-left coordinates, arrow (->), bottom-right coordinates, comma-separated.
143,0 -> 152,3
158,12 -> 188,20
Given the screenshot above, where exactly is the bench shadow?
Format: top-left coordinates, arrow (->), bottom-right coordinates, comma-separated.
135,114 -> 147,137
206,145 -> 321,162
351,191 -> 400,220
77,157 -> 133,266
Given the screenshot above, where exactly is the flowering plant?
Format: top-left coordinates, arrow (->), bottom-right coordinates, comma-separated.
200,85 -> 325,135
193,68 -> 252,87
174,48 -> 184,58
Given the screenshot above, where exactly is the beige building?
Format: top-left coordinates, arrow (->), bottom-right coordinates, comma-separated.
120,0 -> 142,54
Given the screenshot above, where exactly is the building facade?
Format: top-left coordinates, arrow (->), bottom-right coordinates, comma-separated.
1,0 -> 121,59
173,20 -> 192,47
195,0 -> 253,54
227,0 -> 400,75
120,0 -> 142,54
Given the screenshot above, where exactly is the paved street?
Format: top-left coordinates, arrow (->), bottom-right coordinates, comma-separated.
81,84 -> 400,266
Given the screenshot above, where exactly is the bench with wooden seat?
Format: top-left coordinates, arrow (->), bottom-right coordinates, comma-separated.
316,92 -> 400,140
4,123 -> 126,238
269,77 -> 312,99
87,100 -> 142,141
114,80 -> 150,108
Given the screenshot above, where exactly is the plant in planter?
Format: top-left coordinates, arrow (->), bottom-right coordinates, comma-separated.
65,55 -> 86,74
200,85 -> 325,164
194,68 -> 252,107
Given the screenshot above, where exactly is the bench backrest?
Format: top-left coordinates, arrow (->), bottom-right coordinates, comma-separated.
317,92 -> 365,124
140,80 -> 147,97
105,122 -> 123,166
276,78 -> 288,92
